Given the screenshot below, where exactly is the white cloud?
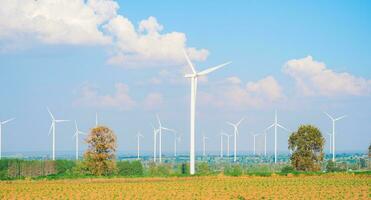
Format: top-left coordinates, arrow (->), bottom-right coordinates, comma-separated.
105,15 -> 209,68
74,82 -> 163,111
74,83 -> 136,110
284,56 -> 371,96
199,76 -> 284,110
0,0 -> 208,67
0,0 -> 117,45
142,92 -> 163,110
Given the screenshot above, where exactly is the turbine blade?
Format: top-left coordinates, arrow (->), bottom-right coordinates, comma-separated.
236,118 -> 244,127
47,107 -> 55,120
156,114 -> 162,127
265,124 -> 274,131
162,127 -> 176,133
226,122 -> 235,127
335,115 -> 347,121
197,61 -> 231,76
324,112 -> 334,120
56,120 -> 69,123
277,123 -> 289,132
48,123 -> 53,136
183,49 -> 197,74
74,120 -> 78,131
1,118 -> 15,124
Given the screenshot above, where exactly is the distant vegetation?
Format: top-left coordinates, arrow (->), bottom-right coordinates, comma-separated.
0,124 -> 369,181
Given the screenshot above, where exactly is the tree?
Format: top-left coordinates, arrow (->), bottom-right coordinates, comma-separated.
84,126 -> 117,176
288,125 -> 325,171
368,144 -> 371,169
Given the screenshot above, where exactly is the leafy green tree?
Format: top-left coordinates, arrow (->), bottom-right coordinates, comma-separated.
83,126 -> 117,176
326,160 -> 337,172
288,125 -> 325,171
117,161 -> 143,176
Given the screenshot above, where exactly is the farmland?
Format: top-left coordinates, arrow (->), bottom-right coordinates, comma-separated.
0,174 -> 369,199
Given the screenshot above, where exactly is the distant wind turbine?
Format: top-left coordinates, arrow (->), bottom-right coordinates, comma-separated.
184,50 -> 231,175
324,112 -> 346,162
156,115 -> 176,163
152,125 -> 159,162
137,132 -> 144,159
202,134 -> 208,157
263,130 -> 267,156
266,110 -> 289,163
222,132 -> 231,158
252,133 -> 260,156
220,132 -> 224,158
95,112 -> 98,127
174,133 -> 181,157
0,118 -> 15,159
227,118 -> 244,162
73,121 -> 85,160
47,107 -> 69,160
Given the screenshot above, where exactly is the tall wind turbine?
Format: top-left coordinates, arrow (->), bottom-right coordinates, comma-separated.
184,50 -> 231,175
47,108 -> 69,161
73,121 -> 85,160
202,134 -> 208,157
324,112 -> 346,162
137,132 -> 144,159
222,132 -> 231,158
263,130 -> 267,156
152,125 -> 159,162
156,115 -> 176,163
227,118 -> 244,162
0,118 -> 15,159
266,110 -> 289,163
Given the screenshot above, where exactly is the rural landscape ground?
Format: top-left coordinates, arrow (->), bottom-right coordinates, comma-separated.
0,174 -> 369,199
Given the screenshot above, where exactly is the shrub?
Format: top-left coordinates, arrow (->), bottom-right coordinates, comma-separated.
117,160 -> 143,176
281,166 -> 295,174
224,165 -> 242,176
55,160 -> 76,174
196,162 -> 210,175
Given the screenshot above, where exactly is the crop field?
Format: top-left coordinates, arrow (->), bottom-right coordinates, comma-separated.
0,174 -> 369,199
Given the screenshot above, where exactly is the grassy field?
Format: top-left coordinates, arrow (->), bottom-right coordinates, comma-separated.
0,174 -> 369,199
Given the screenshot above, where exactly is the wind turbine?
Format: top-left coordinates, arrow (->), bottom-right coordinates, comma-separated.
47,107 -> 69,161
0,118 -> 15,159
137,132 -> 144,159
324,112 -> 346,162
252,133 -> 260,156
222,132 -> 231,158
266,110 -> 289,163
174,133 -> 181,157
202,134 -> 208,157
326,132 -> 332,154
73,121 -> 85,160
220,132 -> 224,158
184,50 -> 231,175
227,118 -> 244,162
156,115 -> 176,163
152,125 -> 159,162
263,130 -> 267,156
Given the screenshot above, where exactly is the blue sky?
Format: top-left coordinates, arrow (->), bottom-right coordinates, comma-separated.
0,0 -> 370,156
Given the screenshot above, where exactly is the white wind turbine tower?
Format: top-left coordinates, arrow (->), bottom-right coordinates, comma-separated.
47,108 -> 69,161
73,121 -> 85,160
202,134 -> 208,157
252,133 -> 260,156
174,133 -> 181,157
324,112 -> 346,162
263,130 -> 267,156
152,125 -> 159,162
326,132 -> 332,154
137,132 -> 144,159
0,118 -> 15,159
222,132 -> 231,158
266,110 -> 289,163
227,118 -> 244,162
156,115 -> 176,163
220,132 -> 224,158
184,50 -> 231,175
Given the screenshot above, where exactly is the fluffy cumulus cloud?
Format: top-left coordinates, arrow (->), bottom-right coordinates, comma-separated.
284,56 -> 371,96
0,0 -> 208,67
199,76 -> 284,110
74,82 -> 163,110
